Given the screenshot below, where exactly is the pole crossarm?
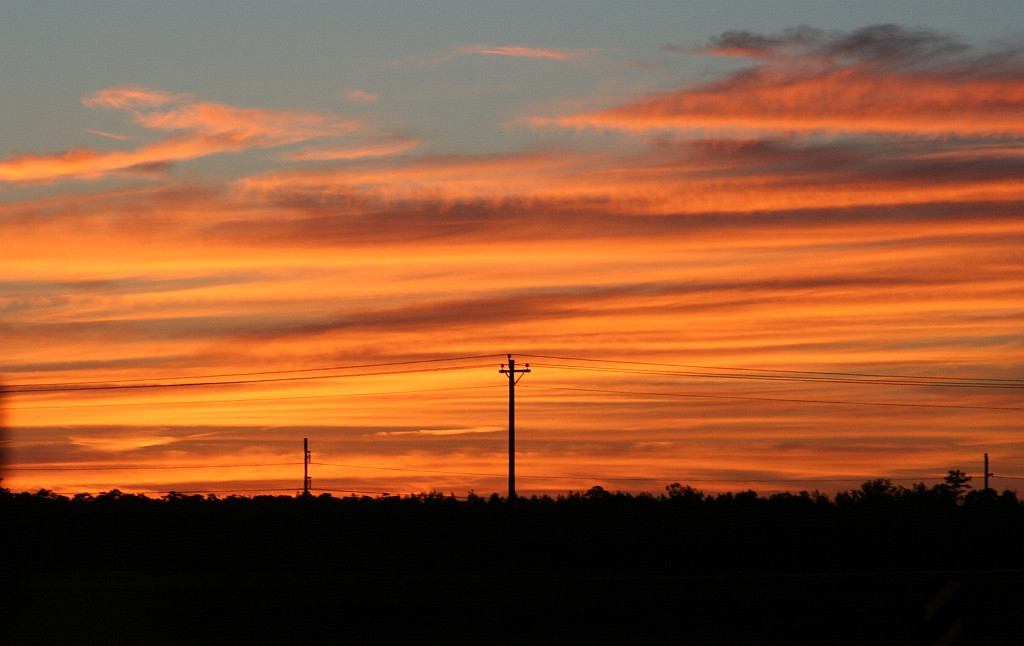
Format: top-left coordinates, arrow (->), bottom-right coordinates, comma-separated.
500,354 -> 531,500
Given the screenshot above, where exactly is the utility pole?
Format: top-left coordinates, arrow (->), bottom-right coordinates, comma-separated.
984,453 -> 992,492
500,354 -> 530,500
303,437 -> 312,496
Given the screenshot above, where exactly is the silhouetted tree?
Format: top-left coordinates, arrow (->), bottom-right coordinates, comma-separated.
664,482 -> 704,502
856,478 -> 900,499
939,469 -> 972,503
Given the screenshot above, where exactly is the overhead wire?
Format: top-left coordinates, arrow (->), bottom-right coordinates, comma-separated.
532,362 -> 1024,390
9,384 -> 502,411
134,488 -> 301,496
312,461 -> 504,479
11,352 -> 1019,393
307,461 -> 989,486
519,353 -> 1024,387
524,384 -> 1024,412
4,462 -> 298,472
4,354 -> 504,389
6,361 -> 497,394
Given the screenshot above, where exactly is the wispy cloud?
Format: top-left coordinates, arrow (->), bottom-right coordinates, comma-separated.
699,24 -> 970,62
344,88 -> 380,104
376,427 -> 504,437
237,136 -> 1023,216
281,135 -> 420,162
69,433 -> 178,452
456,44 -> 587,60
0,86 -> 362,184
85,129 -> 132,141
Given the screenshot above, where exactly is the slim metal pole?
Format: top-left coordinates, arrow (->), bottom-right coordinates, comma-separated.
304,437 -> 311,496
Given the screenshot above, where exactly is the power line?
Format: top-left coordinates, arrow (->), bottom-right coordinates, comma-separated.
5,462 -> 298,471
11,352 -> 1018,394
30,487 -> 474,498
524,358 -> 1024,389
6,362 -> 495,394
520,356 -> 1024,386
525,384 -> 1024,412
306,461 -> 999,486
534,362 -> 1024,389
4,354 -> 504,390
113,488 -> 302,496
9,384 -> 502,411
312,461 -> 505,479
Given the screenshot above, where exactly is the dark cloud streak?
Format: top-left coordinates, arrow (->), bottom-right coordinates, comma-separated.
704,24 -> 973,67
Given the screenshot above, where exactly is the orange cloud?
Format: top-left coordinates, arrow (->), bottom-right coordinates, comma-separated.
82,86 -> 185,110
549,74 -> 1024,137
0,86 -> 362,184
541,26 -> 1024,137
282,136 -> 420,161
237,138 -> 1023,216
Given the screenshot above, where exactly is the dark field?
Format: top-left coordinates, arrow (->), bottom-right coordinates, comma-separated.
6,570 -> 1023,645
4,485 -> 1023,644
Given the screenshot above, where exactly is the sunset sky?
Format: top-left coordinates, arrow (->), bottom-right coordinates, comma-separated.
3,2 -> 1022,498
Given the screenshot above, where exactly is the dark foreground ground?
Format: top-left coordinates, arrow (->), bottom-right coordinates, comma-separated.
4,486 -> 1023,644
3,569 -> 1023,645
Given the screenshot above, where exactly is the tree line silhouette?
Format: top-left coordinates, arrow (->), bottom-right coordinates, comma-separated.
4,471 -> 1022,576
3,473 -> 1023,644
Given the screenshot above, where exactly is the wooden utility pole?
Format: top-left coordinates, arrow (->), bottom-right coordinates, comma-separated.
500,355 -> 530,500
303,437 -> 312,496
984,453 -> 991,492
